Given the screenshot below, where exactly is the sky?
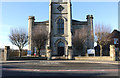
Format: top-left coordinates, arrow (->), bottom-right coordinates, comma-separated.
0,0 -> 119,49
119,1 -> 120,30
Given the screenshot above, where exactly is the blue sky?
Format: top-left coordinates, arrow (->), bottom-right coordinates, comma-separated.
0,2 -> 118,49
118,1 -> 120,31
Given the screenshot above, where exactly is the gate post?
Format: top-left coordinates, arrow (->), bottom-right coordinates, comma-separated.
115,48 -> 119,61
68,46 -> 73,60
110,45 -> 119,61
46,47 -> 51,60
110,45 -> 116,61
4,46 -> 10,61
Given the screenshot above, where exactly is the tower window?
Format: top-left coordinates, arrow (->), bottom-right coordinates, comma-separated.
57,18 -> 64,34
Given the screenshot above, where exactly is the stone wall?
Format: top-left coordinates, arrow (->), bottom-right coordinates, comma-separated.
9,50 -> 27,57
1,46 -> 27,61
2,51 -> 27,61
0,52 -> 4,61
75,45 -> 119,61
110,45 -> 119,61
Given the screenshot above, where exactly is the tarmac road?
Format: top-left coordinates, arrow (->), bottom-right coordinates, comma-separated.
1,60 -> 120,77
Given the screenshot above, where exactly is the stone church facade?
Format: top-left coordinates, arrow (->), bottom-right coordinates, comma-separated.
28,0 -> 94,57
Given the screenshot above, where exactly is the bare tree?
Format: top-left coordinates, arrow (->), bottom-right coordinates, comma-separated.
73,27 -> 88,56
32,26 -> 48,56
95,23 -> 111,56
9,28 -> 28,57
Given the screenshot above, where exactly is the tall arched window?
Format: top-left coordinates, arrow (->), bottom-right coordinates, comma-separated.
57,18 -> 64,34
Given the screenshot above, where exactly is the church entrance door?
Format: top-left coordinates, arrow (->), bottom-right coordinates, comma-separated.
57,41 -> 65,56
58,47 -> 64,56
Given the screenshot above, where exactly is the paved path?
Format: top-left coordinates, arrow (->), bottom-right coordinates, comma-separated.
1,60 -> 119,65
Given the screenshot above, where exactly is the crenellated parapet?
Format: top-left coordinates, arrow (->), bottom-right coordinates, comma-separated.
86,15 -> 93,19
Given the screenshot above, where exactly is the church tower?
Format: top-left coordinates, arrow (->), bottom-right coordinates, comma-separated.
49,0 -> 72,56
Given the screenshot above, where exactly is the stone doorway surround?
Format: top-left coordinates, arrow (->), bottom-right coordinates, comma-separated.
54,39 -> 68,56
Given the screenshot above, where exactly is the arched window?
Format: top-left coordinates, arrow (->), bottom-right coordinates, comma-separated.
57,18 -> 64,34
57,41 -> 64,47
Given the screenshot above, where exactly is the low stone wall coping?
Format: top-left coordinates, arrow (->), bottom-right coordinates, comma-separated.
74,56 -> 114,61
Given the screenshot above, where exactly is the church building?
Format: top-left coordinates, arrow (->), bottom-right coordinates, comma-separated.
28,0 -> 94,57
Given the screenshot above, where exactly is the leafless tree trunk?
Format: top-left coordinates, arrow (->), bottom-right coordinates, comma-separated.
9,28 -> 28,57
100,45 -> 102,56
95,23 -> 111,56
32,26 -> 48,57
73,27 -> 88,56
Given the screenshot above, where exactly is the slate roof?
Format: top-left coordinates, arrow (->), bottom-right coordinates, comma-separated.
110,30 -> 120,38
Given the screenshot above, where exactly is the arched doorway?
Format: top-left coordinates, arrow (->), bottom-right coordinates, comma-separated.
57,41 -> 65,56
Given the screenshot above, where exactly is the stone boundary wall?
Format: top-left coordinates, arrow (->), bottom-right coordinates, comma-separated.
74,56 -> 114,61
0,49 -> 4,61
9,50 -> 27,57
1,45 -> 119,61
1,47 -> 27,61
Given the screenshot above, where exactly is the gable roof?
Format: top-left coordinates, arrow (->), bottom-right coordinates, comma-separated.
110,29 -> 120,38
